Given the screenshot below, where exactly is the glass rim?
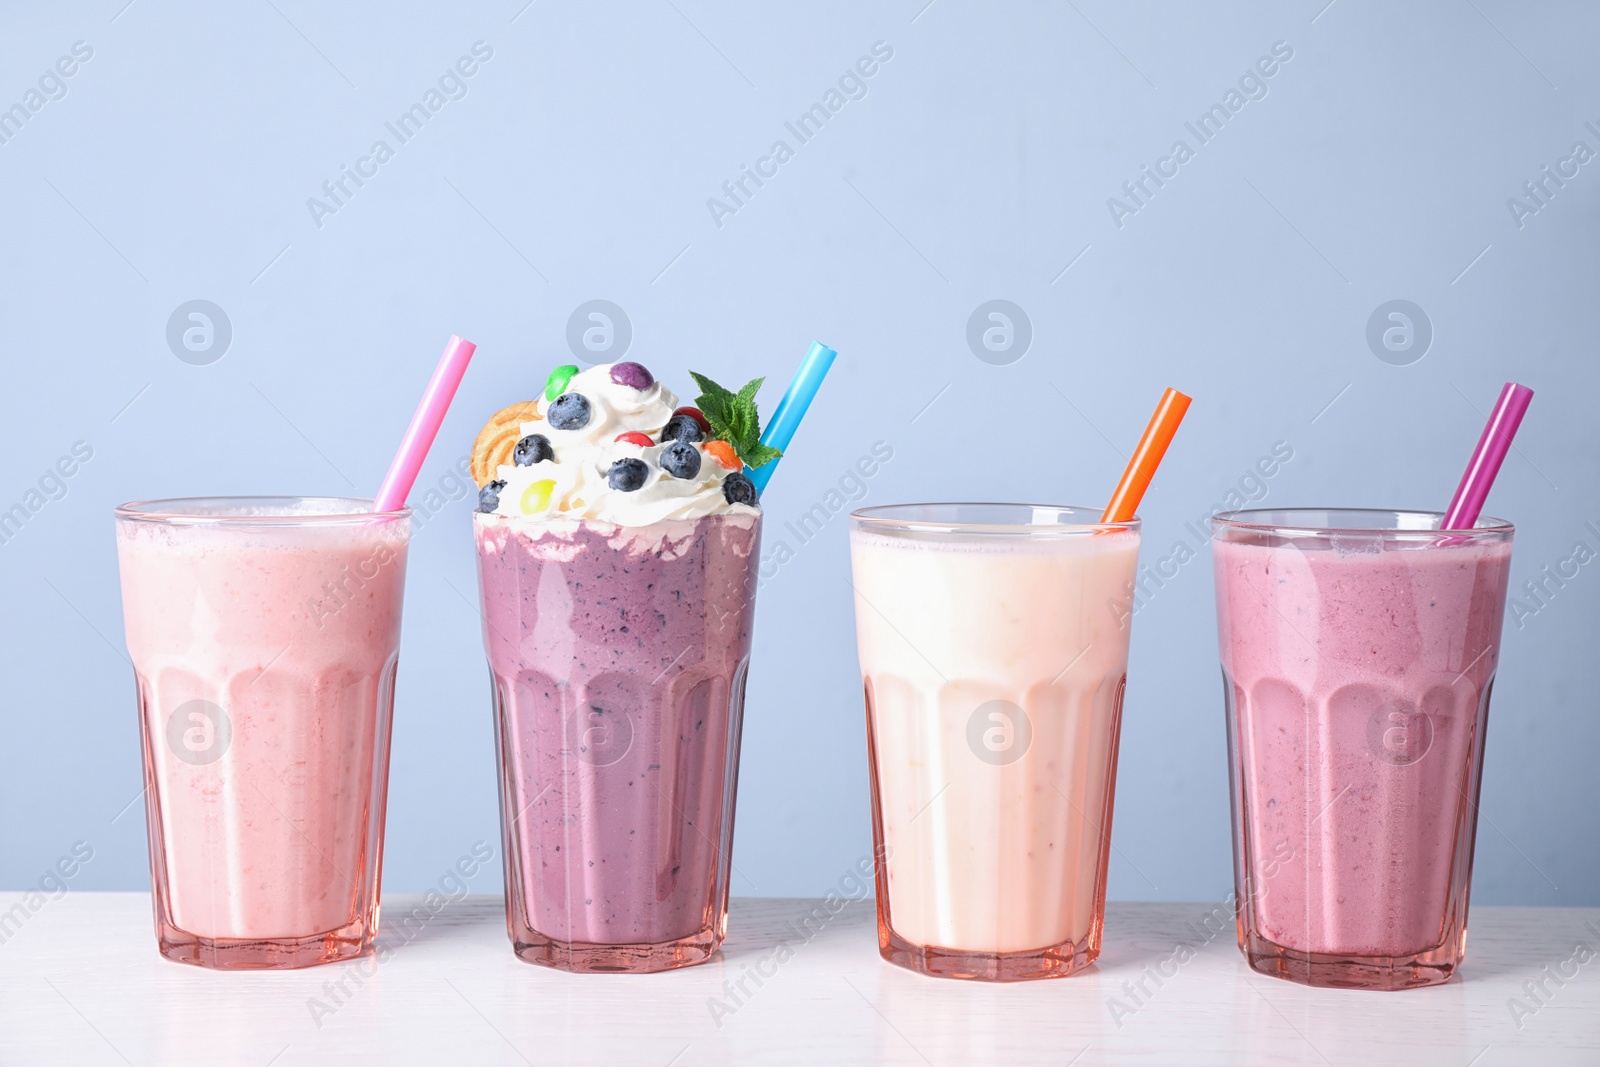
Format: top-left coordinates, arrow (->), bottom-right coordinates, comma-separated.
114,495 -> 410,526
1211,506 -> 1513,536
850,502 -> 1139,535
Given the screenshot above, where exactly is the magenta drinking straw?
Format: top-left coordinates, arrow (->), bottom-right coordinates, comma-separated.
1441,381 -> 1534,531
373,334 -> 477,512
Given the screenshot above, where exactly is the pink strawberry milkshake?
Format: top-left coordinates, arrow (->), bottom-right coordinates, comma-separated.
1213,508 -> 1513,989
116,497 -> 409,970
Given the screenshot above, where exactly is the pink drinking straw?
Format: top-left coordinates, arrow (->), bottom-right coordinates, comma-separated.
1440,381 -> 1534,531
373,334 -> 478,512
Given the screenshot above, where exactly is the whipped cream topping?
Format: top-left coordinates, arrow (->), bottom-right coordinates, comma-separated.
491,363 -> 758,526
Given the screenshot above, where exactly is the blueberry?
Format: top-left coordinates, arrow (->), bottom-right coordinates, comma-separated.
661,414 -> 704,443
477,480 -> 506,513
608,458 -> 649,492
548,393 -> 591,430
722,471 -> 757,506
514,433 -> 553,466
659,441 -> 702,480
609,362 -> 654,390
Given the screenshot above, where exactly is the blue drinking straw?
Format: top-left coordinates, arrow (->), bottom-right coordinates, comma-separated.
748,341 -> 837,495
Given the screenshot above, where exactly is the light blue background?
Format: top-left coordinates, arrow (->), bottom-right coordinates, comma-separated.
1,0 -> 1595,906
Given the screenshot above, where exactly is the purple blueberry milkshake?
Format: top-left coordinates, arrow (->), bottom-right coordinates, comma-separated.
469,361 -> 766,972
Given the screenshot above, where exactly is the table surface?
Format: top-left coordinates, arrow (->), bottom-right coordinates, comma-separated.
0,894 -> 1595,1066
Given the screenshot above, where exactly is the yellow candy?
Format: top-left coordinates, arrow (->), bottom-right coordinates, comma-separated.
520,479 -> 556,513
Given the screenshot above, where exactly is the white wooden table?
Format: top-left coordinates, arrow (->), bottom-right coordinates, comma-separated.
0,894 -> 1595,1065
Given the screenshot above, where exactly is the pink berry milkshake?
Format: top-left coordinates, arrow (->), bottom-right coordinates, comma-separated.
469,361 -> 766,972
1212,508 -> 1513,989
116,497 -> 409,970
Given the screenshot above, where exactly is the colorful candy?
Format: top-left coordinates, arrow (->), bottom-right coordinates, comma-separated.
704,440 -> 741,470
520,479 -> 556,513
544,365 -> 580,401
609,362 -> 655,390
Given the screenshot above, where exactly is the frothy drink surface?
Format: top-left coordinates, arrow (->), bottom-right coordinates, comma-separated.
476,514 -> 758,946
1215,537 -> 1511,958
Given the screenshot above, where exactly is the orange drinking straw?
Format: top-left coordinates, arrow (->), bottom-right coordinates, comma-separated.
1100,388 -> 1192,523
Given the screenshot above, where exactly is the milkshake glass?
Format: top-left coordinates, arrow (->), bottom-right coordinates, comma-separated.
115,497 -> 409,970
475,511 -> 759,972
468,359 -> 770,973
849,503 -> 1140,981
1212,508 -> 1513,989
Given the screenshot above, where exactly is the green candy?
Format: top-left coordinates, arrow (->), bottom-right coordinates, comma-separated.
544,364 -> 580,401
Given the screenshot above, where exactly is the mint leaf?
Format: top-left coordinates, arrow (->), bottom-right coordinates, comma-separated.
734,377 -> 765,408
743,442 -> 783,470
689,371 -> 736,409
690,371 -> 784,469
699,393 -> 735,438
689,372 -> 737,439
728,401 -> 758,452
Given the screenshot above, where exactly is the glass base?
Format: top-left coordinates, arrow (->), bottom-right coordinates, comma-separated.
879,922 -> 1098,982
156,915 -> 374,971
512,927 -> 721,974
1241,928 -> 1460,990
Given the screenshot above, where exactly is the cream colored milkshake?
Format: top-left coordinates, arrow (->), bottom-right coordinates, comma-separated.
849,504 -> 1139,981
116,497 -> 408,969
